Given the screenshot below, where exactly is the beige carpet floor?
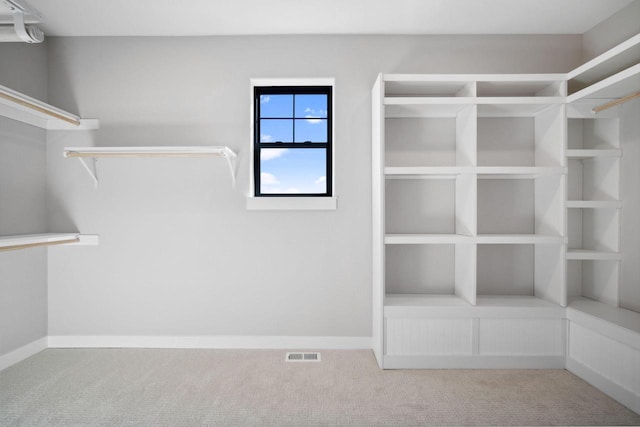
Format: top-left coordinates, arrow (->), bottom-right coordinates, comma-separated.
1,348 -> 639,426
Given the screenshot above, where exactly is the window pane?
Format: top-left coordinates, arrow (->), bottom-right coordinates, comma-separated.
294,118 -> 327,143
260,119 -> 292,142
260,94 -> 293,118
260,148 -> 327,194
294,94 -> 328,118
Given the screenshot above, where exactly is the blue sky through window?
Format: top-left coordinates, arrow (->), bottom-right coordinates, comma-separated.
261,148 -> 326,194
258,92 -> 329,194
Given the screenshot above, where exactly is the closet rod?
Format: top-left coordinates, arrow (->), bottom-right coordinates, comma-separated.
592,91 -> 640,113
0,88 -> 81,126
0,238 -> 80,252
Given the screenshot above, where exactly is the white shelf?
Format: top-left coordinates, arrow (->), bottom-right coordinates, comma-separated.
385,101 -> 473,118
385,294 -> 471,307
63,146 -> 238,187
385,234 -> 473,244
568,297 -> 640,336
476,101 -> 561,117
566,149 -> 622,158
568,33 -> 640,93
0,85 -> 90,129
0,233 -> 99,252
384,234 -> 566,245
384,166 -> 475,177
568,63 -> 640,103
566,250 -> 622,261
476,234 -> 565,244
384,294 -> 563,317
476,166 -> 566,179
383,166 -> 566,178
566,200 -> 622,209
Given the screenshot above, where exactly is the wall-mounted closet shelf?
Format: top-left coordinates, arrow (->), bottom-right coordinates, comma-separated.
0,233 -> 99,252
0,85 -> 97,129
568,33 -> 640,95
567,32 -> 640,106
63,146 -> 239,188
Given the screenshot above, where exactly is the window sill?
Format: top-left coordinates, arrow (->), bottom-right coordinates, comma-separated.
246,196 -> 337,211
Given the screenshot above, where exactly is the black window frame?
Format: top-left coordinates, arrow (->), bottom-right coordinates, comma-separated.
254,86 -> 333,197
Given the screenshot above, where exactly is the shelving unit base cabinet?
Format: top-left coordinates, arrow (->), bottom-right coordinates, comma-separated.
382,296 -> 566,369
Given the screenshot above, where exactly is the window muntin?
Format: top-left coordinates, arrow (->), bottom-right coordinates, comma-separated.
254,86 -> 332,197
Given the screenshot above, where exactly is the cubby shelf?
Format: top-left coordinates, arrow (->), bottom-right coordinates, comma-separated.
566,250 -> 622,261
385,294 -> 564,316
566,149 -> 622,158
476,234 -> 565,244
384,234 -> 473,244
566,200 -> 622,208
0,233 -> 99,252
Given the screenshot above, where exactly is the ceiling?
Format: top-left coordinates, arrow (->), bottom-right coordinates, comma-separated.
8,0 -> 638,37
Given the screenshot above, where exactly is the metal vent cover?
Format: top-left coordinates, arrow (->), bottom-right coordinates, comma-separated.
285,352 -> 321,362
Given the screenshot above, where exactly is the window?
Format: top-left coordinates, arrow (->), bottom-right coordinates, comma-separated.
253,85 -> 332,197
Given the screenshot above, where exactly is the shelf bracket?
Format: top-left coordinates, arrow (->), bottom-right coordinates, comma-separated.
77,157 -> 99,188
223,148 -> 238,187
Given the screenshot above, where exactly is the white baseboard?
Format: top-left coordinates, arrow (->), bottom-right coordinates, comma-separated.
0,337 -> 48,371
47,335 -> 372,350
383,355 -> 566,369
567,356 -> 640,415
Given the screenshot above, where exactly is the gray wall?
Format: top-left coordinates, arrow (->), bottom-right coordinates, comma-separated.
582,0 -> 640,61
583,2 -> 640,312
45,35 -> 582,338
0,43 -> 49,356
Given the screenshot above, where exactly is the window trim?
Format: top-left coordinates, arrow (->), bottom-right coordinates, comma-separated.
247,78 -> 337,211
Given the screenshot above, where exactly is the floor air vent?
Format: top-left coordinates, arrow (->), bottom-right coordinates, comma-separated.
285,352 -> 321,362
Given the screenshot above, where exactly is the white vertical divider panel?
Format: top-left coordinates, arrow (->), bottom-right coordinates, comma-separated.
535,104 -> 565,167
583,261 -> 620,306
456,104 -> 477,167
535,244 -> 567,306
455,174 -> 477,237
535,174 -> 566,236
455,243 -> 477,305
455,101 -> 477,305
372,74 -> 385,368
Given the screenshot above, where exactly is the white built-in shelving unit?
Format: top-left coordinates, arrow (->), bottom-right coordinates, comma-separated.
373,73 -> 568,369
0,85 -> 100,251
372,34 -> 640,412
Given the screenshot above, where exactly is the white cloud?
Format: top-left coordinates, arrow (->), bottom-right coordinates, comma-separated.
285,188 -> 301,193
260,148 -> 288,161
260,95 -> 270,104
260,133 -> 273,142
314,176 -> 326,185
261,172 -> 280,185
304,107 -> 327,124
